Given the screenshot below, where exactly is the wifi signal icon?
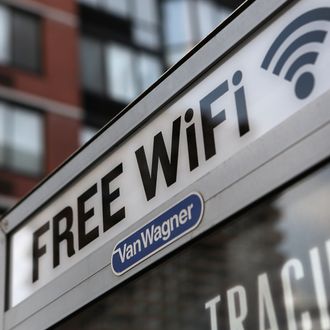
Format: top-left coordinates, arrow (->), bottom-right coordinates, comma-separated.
261,7 -> 330,100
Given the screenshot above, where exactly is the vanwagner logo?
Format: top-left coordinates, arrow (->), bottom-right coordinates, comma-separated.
261,7 -> 330,99
111,193 -> 204,275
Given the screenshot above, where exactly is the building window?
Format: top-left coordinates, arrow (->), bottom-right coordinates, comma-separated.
81,37 -> 162,103
80,38 -> 104,94
105,43 -> 138,102
162,0 -> 231,66
79,0 -> 160,50
131,0 -> 160,50
0,101 -> 43,176
78,0 -> 162,104
12,10 -> 41,71
0,4 -> 41,72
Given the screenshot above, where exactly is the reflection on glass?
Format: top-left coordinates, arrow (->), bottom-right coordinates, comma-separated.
11,108 -> 43,174
133,0 -> 157,25
80,37 -> 104,94
137,53 -> 162,92
105,43 -> 138,102
12,11 -> 40,71
0,5 -> 10,64
163,0 -> 192,46
55,163 -> 330,330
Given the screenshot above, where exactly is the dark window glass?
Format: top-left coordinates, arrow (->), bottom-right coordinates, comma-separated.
80,38 -> 104,94
55,162 -> 330,330
12,10 -> 41,71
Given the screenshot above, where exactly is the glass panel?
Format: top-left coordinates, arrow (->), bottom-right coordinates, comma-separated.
11,108 -> 43,175
105,43 -> 138,102
137,53 -> 162,92
101,0 -> 129,17
163,0 -> 193,46
55,163 -> 330,329
80,37 -> 104,94
133,0 -> 157,25
12,11 -> 41,71
133,24 -> 160,50
0,101 -> 7,165
0,5 -> 10,64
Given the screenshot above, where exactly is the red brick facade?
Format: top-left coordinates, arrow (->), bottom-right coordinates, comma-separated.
0,0 -> 81,204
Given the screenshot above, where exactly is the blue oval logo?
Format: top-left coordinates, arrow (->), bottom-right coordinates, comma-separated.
111,192 -> 204,275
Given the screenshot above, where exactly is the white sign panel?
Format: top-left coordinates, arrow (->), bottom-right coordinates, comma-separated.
9,0 -> 330,307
